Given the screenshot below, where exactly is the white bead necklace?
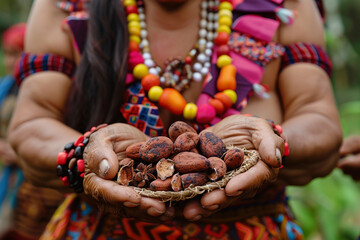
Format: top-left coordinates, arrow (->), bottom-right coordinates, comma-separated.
136,0 -> 219,92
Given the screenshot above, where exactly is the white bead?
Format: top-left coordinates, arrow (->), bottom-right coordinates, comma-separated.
200,19 -> 208,29
198,38 -> 207,47
200,67 -> 209,75
143,52 -> 151,59
207,32 -> 214,41
145,59 -> 155,68
140,29 -> 147,38
214,13 -> 219,21
141,39 -> 149,48
140,21 -> 146,28
199,29 -> 207,38
149,68 -> 159,76
205,48 -> 213,57
208,1 -> 215,8
208,13 -> 214,21
193,62 -> 202,72
201,10 -> 207,18
206,42 -> 214,49
201,1 -> 208,9
197,53 -> 207,63
204,62 -> 211,68
138,7 -> 144,13
160,76 -> 165,83
214,22 -> 219,29
189,49 -> 197,57
139,13 -> 145,21
173,74 -> 179,82
193,72 -> 203,82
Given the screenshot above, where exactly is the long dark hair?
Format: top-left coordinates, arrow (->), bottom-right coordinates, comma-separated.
65,0 -> 129,133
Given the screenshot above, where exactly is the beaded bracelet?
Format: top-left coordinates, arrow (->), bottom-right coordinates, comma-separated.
56,124 -> 108,193
243,114 -> 289,165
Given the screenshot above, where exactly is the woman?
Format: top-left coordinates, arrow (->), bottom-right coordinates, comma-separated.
9,0 -> 342,238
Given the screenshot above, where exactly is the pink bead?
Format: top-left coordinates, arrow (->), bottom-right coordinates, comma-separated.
196,93 -> 212,107
125,73 -> 135,85
196,104 -> 216,124
57,151 -> 67,165
284,142 -> 290,157
210,117 -> 222,125
222,108 -> 241,118
61,176 -> 69,186
128,51 -> 144,70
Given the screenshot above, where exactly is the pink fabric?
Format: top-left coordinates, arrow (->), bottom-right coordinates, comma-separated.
270,0 -> 283,4
230,52 -> 264,84
232,15 -> 279,42
223,108 -> 241,118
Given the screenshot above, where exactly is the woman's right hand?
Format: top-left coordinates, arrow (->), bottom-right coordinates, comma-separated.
83,123 -> 174,221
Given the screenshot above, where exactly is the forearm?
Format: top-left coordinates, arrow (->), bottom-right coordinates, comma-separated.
279,112 -> 342,185
9,117 -> 80,189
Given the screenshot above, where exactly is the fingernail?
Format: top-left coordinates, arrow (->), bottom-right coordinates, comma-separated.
276,148 -> 282,167
203,204 -> 219,211
123,202 -> 140,207
226,190 -> 243,197
99,159 -> 110,177
190,215 -> 202,221
147,207 -> 165,216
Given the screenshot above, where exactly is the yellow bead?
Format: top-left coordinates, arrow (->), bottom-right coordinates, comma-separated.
128,21 -> 141,29
127,13 -> 140,22
218,9 -> 233,19
217,55 -> 232,68
128,26 -> 141,36
217,25 -> 231,34
219,2 -> 233,11
183,103 -> 198,120
129,35 -> 141,43
223,89 -> 237,104
218,16 -> 232,27
133,64 -> 149,79
148,86 -> 163,102
123,0 -> 136,7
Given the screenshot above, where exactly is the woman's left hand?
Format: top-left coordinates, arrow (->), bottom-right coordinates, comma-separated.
182,115 -> 284,221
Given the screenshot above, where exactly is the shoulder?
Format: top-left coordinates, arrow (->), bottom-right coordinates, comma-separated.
279,0 -> 325,47
25,0 -> 74,60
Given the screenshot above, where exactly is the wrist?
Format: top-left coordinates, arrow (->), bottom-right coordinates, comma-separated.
56,124 -> 108,193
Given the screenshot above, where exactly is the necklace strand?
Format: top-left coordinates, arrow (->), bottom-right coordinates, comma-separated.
124,0 -> 236,124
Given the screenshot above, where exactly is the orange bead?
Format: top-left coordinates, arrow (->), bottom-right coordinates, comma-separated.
214,92 -> 233,109
141,74 -> 160,91
209,98 -> 225,115
129,40 -> 140,52
217,64 -> 237,91
159,88 -> 186,115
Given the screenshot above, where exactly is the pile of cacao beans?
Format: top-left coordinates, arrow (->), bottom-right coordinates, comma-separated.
117,121 -> 245,192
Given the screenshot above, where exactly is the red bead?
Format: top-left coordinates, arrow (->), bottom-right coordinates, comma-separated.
217,44 -> 230,57
275,125 -> 283,134
57,151 -> 67,165
78,143 -> 85,147
126,5 -> 138,14
74,135 -> 84,147
62,176 -> 69,186
262,83 -> 270,92
284,142 -> 289,157
185,56 -> 192,64
77,159 -> 85,172
83,131 -> 91,138
214,32 -> 230,46
90,126 -> 97,132
67,149 -> 75,160
80,173 -> 85,178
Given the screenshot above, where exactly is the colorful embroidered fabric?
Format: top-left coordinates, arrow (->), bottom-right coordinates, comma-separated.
281,42 -> 333,77
14,53 -> 76,85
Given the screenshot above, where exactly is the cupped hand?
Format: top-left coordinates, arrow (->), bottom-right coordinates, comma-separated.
83,123 -> 174,221
182,115 -> 283,221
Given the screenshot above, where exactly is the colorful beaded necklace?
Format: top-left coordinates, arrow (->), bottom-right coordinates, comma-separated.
124,0 -> 236,124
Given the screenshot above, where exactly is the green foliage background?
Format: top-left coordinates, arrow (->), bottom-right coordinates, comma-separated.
0,0 -> 359,239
